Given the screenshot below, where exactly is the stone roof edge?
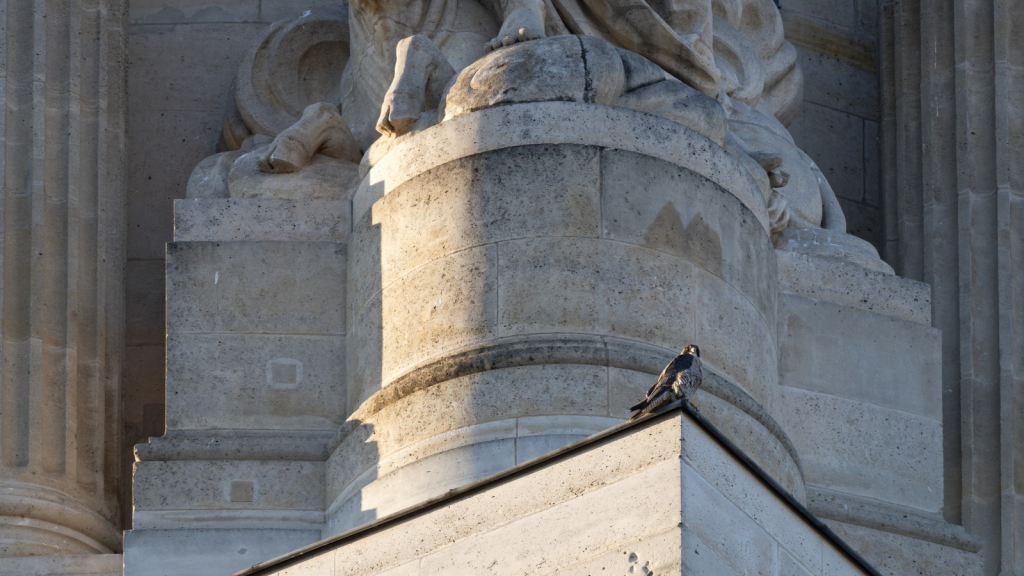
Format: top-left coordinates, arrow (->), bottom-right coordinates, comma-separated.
231,401 -> 883,576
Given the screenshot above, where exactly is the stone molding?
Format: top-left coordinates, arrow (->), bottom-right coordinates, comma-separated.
173,199 -> 351,243
352,102 -> 769,233
332,332 -> 801,476
0,482 -> 122,553
135,430 -> 335,462
807,486 -> 983,553
131,510 -> 326,532
776,249 -> 931,324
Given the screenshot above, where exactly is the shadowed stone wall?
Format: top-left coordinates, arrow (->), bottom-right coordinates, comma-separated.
123,0 -> 339,528
880,0 -> 1024,572
782,0 -> 884,253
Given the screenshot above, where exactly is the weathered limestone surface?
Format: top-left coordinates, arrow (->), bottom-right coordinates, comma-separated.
776,249 -> 983,574
235,412 -> 870,576
123,529 -> 321,576
880,0 -> 1024,572
330,106 -> 799,537
0,0 -> 128,564
126,201 -> 348,574
0,554 -> 123,576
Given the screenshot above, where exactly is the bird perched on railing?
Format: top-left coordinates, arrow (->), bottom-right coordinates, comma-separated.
629,344 -> 703,421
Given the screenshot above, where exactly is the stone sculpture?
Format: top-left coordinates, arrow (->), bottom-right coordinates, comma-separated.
629,344 -> 704,421
185,0 -> 889,272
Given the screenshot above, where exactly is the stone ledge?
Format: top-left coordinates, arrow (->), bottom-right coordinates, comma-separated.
0,554 -> 122,576
174,199 -> 350,242
354,102 -> 769,234
135,430 -> 335,461
235,403 -> 880,576
777,249 -> 931,324
807,486 -> 983,552
331,332 -> 800,471
132,510 -> 325,531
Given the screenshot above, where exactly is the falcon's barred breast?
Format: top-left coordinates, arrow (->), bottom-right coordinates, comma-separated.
628,344 -> 703,421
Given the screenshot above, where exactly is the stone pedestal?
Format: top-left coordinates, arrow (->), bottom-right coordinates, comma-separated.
773,250 -> 983,574
126,200 -> 351,576
327,103 -> 802,535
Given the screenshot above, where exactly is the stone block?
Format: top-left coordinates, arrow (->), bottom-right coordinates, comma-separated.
776,251 -> 931,324
133,460 -> 324,512
327,418 -> 684,572
496,236 -> 698,350
355,103 -> 768,232
778,294 -> 941,419
682,417 -> 820,570
416,459 -> 681,575
174,199 -> 350,242
122,528 -> 321,576
166,241 -> 345,335
165,333 -> 345,430
372,243 -> 497,384
681,464 -> 777,576
778,386 -> 943,512
266,412 -> 873,576
696,270 -> 778,413
600,148 -> 777,324
368,144 -> 601,301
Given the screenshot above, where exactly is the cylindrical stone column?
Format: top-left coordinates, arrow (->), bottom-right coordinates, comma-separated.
327,103 -> 801,535
0,0 -> 126,556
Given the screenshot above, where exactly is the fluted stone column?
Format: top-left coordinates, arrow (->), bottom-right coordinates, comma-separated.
0,0 -> 126,557
881,0 -> 1024,572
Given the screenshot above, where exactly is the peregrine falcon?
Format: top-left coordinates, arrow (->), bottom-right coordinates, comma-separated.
629,344 -> 703,421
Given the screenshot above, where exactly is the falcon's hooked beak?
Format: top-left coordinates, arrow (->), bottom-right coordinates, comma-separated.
682,344 -> 700,357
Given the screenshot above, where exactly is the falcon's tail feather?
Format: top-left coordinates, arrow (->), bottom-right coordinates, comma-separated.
628,395 -> 674,422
